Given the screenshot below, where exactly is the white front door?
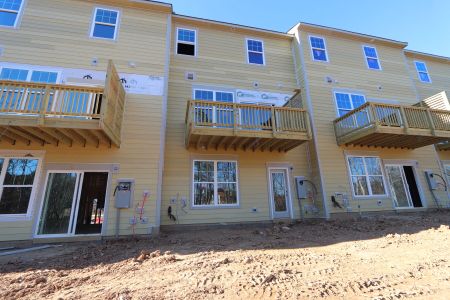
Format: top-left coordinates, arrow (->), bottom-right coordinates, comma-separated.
269,169 -> 291,219
385,164 -> 413,208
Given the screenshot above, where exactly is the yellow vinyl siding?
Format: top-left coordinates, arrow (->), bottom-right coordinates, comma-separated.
404,53 -> 450,100
161,21 -> 314,226
297,29 -> 446,214
0,0 -> 170,241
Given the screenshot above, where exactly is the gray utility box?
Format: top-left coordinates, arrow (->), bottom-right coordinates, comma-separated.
424,171 -> 438,190
295,176 -> 307,199
114,179 -> 135,208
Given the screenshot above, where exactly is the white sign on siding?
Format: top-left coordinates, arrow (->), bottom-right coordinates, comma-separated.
0,61 -> 165,96
61,69 -> 164,96
236,89 -> 292,106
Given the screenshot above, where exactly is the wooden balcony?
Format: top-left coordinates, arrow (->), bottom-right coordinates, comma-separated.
334,102 -> 450,149
0,60 -> 125,147
185,100 -> 311,152
436,141 -> 450,151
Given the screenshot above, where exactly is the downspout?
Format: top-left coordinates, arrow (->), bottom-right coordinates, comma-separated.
154,13 -> 172,234
290,25 -> 329,219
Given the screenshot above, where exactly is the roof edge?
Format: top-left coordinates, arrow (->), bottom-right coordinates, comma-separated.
292,22 -> 408,47
134,0 -> 172,9
173,14 -> 294,38
404,49 -> 450,62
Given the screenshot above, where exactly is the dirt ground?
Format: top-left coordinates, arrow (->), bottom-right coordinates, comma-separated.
1,212 -> 450,300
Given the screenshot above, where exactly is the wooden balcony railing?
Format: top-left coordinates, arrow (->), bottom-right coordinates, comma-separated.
185,100 -> 311,152
334,102 -> 450,149
0,60 -> 125,147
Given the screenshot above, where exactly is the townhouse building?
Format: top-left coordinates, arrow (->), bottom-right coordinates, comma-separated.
0,0 -> 172,242
0,0 -> 449,243
290,23 -> 450,217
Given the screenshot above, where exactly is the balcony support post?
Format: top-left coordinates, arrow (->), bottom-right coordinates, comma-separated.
425,108 -> 436,136
399,106 -> 409,134
368,103 -> 378,129
38,85 -> 51,126
233,103 -> 238,134
271,106 -> 276,137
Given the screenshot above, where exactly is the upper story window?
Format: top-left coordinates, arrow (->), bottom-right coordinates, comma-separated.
246,39 -> 265,65
0,67 -> 58,83
176,28 -> 196,56
334,92 -> 368,128
0,0 -> 24,28
363,46 -> 381,70
414,61 -> 431,83
309,36 -> 328,62
334,92 -> 366,117
0,67 -> 28,81
347,156 -> 386,197
90,8 -> 120,40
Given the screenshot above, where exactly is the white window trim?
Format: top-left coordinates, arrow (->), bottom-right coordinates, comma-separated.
191,159 -> 240,208
89,7 -> 121,41
0,0 -> 26,29
345,155 -> 388,199
333,90 -> 366,117
0,151 -> 43,222
176,27 -> 197,57
192,88 -> 235,102
362,45 -> 382,71
245,38 -> 266,66
414,60 -> 432,83
309,35 -> 329,62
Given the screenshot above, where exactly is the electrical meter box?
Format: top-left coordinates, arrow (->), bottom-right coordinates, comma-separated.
424,171 -> 438,190
295,176 -> 307,199
114,179 -> 134,208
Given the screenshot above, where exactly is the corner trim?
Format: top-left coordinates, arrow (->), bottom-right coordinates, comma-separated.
154,14 -> 172,231
292,27 -> 329,218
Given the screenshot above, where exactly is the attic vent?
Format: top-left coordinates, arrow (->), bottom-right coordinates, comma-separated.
185,72 -> 196,81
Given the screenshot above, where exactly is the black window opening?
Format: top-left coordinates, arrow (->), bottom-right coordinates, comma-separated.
177,43 -> 195,56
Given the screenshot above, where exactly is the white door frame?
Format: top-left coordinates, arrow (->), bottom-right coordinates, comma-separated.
384,161 -> 426,209
385,164 -> 413,208
267,166 -> 293,219
34,169 -> 110,238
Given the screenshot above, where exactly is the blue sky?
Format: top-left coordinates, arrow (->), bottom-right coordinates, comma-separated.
165,0 -> 450,57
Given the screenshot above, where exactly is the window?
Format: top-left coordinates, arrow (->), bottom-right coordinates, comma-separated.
90,8 -> 120,40
194,89 -> 234,127
309,36 -> 328,62
0,67 -> 58,83
335,92 -> 366,117
30,71 -> 58,83
0,67 -> 28,81
176,28 -> 196,56
193,160 -> 238,207
347,156 -> 386,197
334,92 -> 369,128
363,46 -> 381,70
0,157 -> 39,216
246,39 -> 265,65
0,0 -> 24,27
414,61 -> 431,83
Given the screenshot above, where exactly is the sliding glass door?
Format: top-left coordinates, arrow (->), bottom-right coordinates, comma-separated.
36,171 -> 108,237
37,172 -> 81,236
